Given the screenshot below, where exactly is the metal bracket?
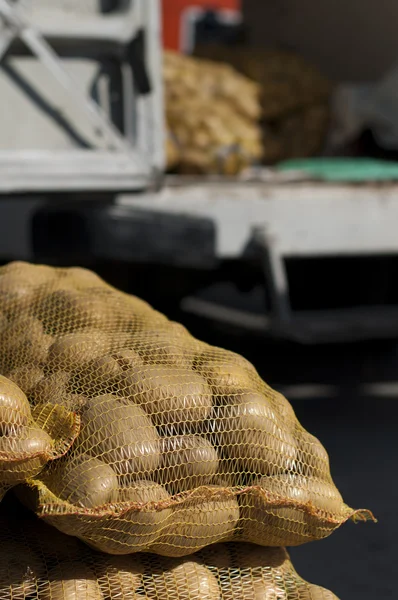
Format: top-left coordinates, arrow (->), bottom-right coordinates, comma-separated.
252,225 -> 292,326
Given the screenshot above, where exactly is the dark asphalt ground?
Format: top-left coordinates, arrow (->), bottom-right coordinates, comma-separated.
178,318 -> 396,600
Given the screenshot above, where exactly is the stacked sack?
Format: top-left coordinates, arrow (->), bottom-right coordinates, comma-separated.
0,262 -> 373,598
164,51 -> 264,175
0,509 -> 339,599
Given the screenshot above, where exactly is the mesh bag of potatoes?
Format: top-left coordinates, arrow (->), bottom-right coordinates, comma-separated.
193,46 -> 331,120
0,261 -> 372,556
0,511 -> 339,599
194,46 -> 331,163
164,51 -> 263,175
0,374 -> 79,501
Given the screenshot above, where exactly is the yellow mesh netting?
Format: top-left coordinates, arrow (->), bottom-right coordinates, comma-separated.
0,511 -> 339,599
0,262 -> 373,556
0,373 -> 79,501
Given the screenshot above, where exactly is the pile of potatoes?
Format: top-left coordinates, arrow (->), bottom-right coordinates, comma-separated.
0,262 -> 364,556
164,51 -> 263,174
0,513 -> 340,600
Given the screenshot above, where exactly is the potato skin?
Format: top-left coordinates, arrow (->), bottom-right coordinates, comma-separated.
152,488 -> 239,557
158,435 -> 219,494
304,584 -> 339,599
83,480 -> 172,555
48,454 -> 118,509
195,351 -> 257,396
239,474 -> 343,547
39,562 -> 103,600
0,261 -> 55,314
120,365 -> 212,430
79,395 -> 161,478
77,350 -> 144,397
0,425 -> 53,485
115,480 -> 172,549
0,375 -> 31,435
146,560 -> 221,600
133,326 -> 193,368
95,554 -> 144,600
6,366 -> 44,395
36,288 -> 114,333
296,429 -> 331,479
1,316 -> 53,370
213,397 -> 297,476
30,370 -> 70,404
47,332 -> 111,370
220,573 -> 286,600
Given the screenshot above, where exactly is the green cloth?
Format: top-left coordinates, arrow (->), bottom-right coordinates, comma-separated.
277,158 -> 398,182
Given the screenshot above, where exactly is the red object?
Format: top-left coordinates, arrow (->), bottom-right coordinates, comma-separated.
162,0 -> 241,51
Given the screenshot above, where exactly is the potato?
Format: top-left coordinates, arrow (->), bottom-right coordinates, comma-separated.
0,539 -> 43,598
159,435 -> 219,494
134,324 -> 193,368
113,480 -> 172,548
1,316 -> 53,369
31,370 -> 70,404
231,544 -> 289,571
152,487 -> 240,557
79,395 -> 161,477
213,397 -> 297,476
114,349 -> 144,370
47,332 -> 111,370
78,350 -> 143,396
195,351 -> 258,396
36,287 -> 118,332
0,425 -> 53,485
270,390 -> 297,426
240,474 -> 343,546
0,261 -> 55,314
84,480 -> 172,555
305,478 -> 344,515
120,365 -> 212,430
60,266 -> 104,290
30,370 -> 86,411
39,562 -> 103,600
304,584 -> 339,599
81,355 -> 122,392
0,375 -> 31,435
2,314 -> 44,344
7,365 -> 44,394
95,555 -> 144,600
240,473 -> 310,546
146,559 -> 221,600
48,454 -> 118,508
296,430 -> 331,479
221,573 -> 287,600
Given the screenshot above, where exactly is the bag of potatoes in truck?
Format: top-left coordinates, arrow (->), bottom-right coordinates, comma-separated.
0,512 -> 340,600
164,51 -> 263,175
0,262 -> 372,556
0,374 -> 79,500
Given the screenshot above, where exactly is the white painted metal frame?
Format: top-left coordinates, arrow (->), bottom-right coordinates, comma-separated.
0,0 -> 163,192
19,1 -> 141,43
